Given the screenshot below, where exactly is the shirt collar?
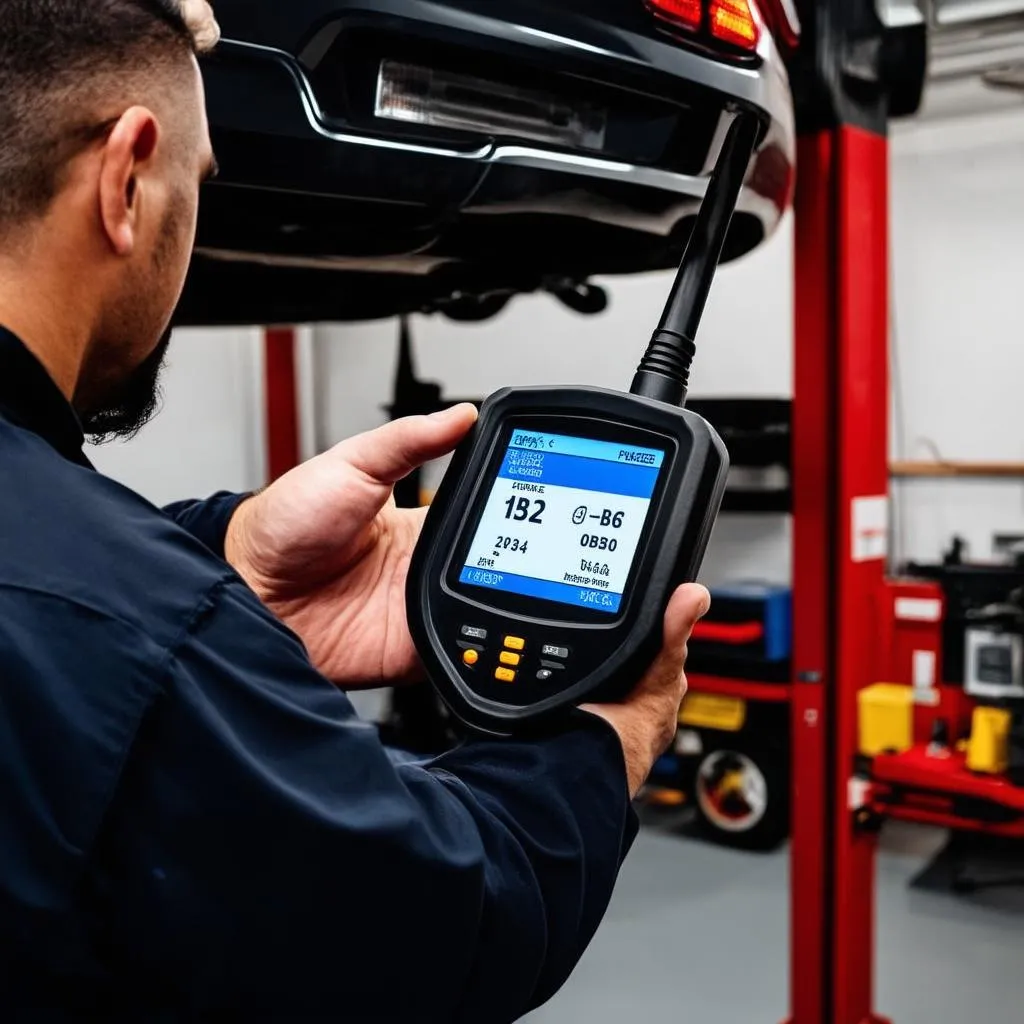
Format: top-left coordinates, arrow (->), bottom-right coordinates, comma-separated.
0,326 -> 91,467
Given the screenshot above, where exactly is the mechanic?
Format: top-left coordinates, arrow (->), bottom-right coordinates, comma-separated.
0,1 -> 709,1019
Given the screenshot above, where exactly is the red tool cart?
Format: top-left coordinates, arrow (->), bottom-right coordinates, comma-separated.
867,576 -> 1024,839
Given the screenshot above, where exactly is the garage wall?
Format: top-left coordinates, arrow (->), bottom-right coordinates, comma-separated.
88,327 -> 267,508
889,106 -> 1024,566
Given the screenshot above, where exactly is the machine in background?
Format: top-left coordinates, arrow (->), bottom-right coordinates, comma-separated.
859,536 -> 1024,853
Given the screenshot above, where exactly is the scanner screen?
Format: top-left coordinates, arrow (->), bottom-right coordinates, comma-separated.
459,430 -> 665,614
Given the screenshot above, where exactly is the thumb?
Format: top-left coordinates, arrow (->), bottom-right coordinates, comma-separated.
663,583 -> 711,656
335,404 -> 479,486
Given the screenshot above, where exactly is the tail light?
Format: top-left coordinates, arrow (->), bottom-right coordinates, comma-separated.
646,0 -> 801,57
644,0 -> 703,33
709,0 -> 759,50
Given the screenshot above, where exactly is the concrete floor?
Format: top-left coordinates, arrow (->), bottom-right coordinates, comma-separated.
525,818 -> 1024,1024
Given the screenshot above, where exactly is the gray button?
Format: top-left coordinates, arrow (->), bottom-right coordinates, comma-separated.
540,660 -> 566,671
536,669 -> 553,682
541,644 -> 569,660
461,625 -> 488,640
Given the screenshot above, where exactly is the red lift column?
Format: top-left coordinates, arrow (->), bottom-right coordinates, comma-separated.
794,123 -> 890,1024
264,327 -> 302,482
789,3 -> 896,1022
830,124 -> 890,1024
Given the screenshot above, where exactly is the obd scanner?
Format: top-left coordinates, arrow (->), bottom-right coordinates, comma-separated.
407,114 -> 762,734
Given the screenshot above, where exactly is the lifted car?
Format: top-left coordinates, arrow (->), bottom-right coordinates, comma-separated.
178,0 -> 797,325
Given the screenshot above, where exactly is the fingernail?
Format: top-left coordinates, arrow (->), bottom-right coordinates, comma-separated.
432,403 -> 476,419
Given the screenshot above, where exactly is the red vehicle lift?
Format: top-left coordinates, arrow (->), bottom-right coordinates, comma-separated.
788,3 -> 923,1022
789,122 -> 889,1024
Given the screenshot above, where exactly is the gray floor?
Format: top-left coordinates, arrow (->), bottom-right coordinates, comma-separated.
525,819 -> 1024,1024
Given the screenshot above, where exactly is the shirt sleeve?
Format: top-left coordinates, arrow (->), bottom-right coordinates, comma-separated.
93,578 -> 638,1022
162,492 -> 251,559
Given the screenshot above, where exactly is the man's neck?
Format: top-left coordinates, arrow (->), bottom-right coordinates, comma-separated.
0,253 -> 92,403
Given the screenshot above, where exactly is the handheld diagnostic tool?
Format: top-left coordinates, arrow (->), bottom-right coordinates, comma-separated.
408,114 -> 762,734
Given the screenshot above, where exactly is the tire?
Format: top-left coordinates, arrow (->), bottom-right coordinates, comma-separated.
693,738 -> 789,851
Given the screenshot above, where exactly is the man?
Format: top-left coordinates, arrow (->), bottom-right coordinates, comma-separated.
0,1 -> 710,1019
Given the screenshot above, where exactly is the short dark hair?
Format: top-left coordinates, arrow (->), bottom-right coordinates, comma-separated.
0,1 -> 211,232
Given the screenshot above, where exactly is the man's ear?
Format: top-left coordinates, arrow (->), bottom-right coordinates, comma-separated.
98,107 -> 160,258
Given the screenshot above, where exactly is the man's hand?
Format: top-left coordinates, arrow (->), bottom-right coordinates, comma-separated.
225,405 -> 479,689
582,584 -> 710,797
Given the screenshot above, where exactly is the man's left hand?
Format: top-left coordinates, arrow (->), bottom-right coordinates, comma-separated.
225,405 -> 478,689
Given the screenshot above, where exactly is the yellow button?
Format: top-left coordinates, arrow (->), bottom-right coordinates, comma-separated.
499,651 -> 521,667
503,636 -> 526,652
494,667 -> 517,683
462,649 -> 480,667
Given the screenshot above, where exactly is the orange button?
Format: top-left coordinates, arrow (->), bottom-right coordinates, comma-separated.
462,649 -> 480,667
499,651 -> 521,667
503,636 -> 526,652
494,667 -> 517,683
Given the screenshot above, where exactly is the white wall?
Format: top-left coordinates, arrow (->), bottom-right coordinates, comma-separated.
890,104 -> 1024,566
88,327 -> 266,508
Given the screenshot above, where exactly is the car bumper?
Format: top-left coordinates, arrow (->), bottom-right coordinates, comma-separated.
186,0 -> 795,323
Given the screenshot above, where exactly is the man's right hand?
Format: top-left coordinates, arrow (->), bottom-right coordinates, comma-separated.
582,584 -> 710,798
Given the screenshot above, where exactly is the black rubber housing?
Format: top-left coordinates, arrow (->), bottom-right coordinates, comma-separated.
407,386 -> 728,735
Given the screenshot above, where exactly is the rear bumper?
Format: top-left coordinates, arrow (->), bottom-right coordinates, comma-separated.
201,33 -> 792,248
186,0 -> 794,322
214,0 -> 794,138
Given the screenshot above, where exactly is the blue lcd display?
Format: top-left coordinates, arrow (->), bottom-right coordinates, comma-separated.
459,430 -> 665,613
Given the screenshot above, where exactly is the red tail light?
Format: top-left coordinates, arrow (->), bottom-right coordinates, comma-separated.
709,0 -> 760,50
644,0 -> 703,33
646,0 -> 802,57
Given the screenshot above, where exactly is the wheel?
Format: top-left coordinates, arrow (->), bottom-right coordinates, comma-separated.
693,740 -> 788,851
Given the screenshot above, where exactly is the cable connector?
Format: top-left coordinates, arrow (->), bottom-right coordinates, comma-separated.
630,329 -> 696,407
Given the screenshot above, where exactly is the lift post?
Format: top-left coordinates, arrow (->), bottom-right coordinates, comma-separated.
788,2 -> 910,1022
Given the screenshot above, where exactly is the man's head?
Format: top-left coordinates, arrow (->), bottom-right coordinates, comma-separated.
0,0 -> 220,440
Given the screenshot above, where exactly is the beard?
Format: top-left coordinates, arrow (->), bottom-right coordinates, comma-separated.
81,188 -> 190,445
81,326 -> 172,445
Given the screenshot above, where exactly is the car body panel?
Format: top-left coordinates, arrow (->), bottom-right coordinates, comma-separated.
179,0 -> 795,325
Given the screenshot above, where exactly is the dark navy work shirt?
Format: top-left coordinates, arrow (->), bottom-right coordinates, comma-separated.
0,327 -> 638,1021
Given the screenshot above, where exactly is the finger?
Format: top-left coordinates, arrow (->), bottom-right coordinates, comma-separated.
336,405 -> 479,486
627,584 -> 709,700
662,583 -> 711,656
